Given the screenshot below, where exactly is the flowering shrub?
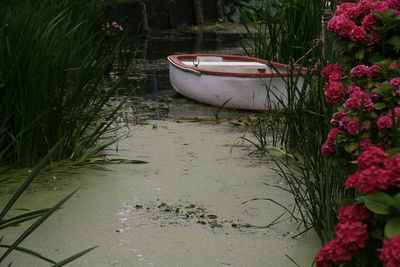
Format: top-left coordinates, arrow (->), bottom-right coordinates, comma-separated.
316,0 -> 400,266
101,21 -> 124,36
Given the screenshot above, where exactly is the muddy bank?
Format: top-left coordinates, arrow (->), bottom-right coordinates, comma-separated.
1,119 -> 319,266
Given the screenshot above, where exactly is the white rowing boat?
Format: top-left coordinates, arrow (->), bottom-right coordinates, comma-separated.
167,54 -> 307,111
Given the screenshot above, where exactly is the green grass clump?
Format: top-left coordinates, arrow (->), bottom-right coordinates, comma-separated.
0,0 -> 136,167
237,0 -> 352,243
238,0 -> 331,65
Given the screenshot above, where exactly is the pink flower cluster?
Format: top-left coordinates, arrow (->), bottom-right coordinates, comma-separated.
317,1 -> 400,266
328,0 -> 400,45
315,204 -> 370,267
345,146 -> 400,194
321,60 -> 400,156
390,77 -> 400,95
321,128 -> 343,155
343,90 -> 374,112
101,21 -> 124,36
379,235 -> 400,267
322,64 -> 347,105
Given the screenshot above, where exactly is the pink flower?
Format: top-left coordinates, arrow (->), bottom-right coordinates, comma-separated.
315,220 -> 369,266
377,115 -> 393,130
367,65 -> 382,78
321,143 -> 335,155
387,0 -> 400,10
345,166 -> 391,194
358,0 -> 374,17
390,77 -> 400,88
350,65 -> 369,78
388,107 -> 400,118
370,91 -> 382,100
324,80 -> 347,105
321,128 -> 343,156
362,13 -> 381,31
322,64 -> 345,81
343,91 -> 374,112
371,1 -> 390,12
360,138 -> 372,150
315,240 -> 342,267
335,221 -> 369,250
347,119 -> 359,135
361,30 -> 380,46
335,3 -> 359,18
379,235 -> 400,267
330,112 -> 347,125
385,155 -> 400,187
389,61 -> 398,69
347,84 -> 362,96
327,128 -> 343,142
328,15 -> 357,38
337,204 -> 371,223
357,146 -> 388,170
339,115 -> 349,129
349,26 -> 367,42
377,142 -> 389,151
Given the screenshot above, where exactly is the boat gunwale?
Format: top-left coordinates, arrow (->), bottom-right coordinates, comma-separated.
167,54 -> 307,77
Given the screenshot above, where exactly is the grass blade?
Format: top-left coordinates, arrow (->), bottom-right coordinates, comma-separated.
0,143 -> 59,221
0,245 -> 56,264
0,189 -> 77,262
52,246 -> 97,267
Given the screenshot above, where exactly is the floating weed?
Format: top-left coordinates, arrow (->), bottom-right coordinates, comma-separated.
114,200 -> 268,232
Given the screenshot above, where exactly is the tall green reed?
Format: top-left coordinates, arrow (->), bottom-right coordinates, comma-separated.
238,1 -> 352,243
0,0 -> 137,167
239,0 -> 330,65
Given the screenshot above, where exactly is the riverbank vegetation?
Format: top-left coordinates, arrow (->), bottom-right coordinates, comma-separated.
0,0 -> 136,168
0,0 -> 138,264
239,0 -> 400,265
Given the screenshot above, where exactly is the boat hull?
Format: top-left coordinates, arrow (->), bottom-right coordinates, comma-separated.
168,54 -> 307,111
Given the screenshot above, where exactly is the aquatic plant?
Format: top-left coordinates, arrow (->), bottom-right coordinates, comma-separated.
0,0 -> 137,167
237,0 -> 353,244
0,144 -> 96,265
239,0 -> 333,66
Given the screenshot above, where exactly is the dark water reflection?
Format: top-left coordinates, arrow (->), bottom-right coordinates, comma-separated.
127,28 -> 246,96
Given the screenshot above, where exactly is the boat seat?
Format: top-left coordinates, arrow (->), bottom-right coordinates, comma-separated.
181,61 -> 273,74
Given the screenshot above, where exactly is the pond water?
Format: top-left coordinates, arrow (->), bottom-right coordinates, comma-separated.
127,25 -> 247,96
0,24 -> 321,266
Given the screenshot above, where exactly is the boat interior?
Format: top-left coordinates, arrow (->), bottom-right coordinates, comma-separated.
181,56 -> 278,74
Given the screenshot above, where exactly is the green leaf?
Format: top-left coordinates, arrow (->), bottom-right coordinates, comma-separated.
374,102 -> 387,110
370,227 -> 383,240
387,35 -> 400,47
338,198 -> 356,207
344,142 -> 358,153
374,10 -> 397,24
387,147 -> 400,157
384,217 -> 400,238
360,193 -> 397,215
371,89 -> 383,95
355,48 -> 365,60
